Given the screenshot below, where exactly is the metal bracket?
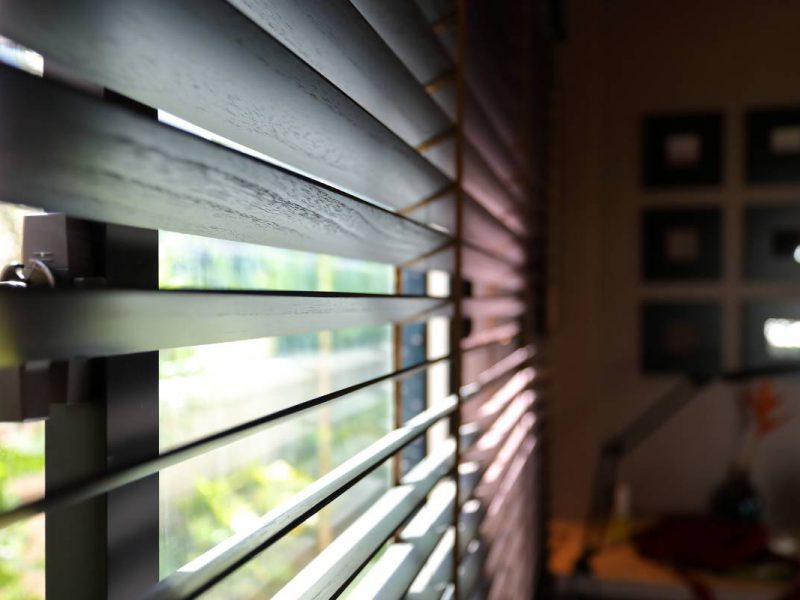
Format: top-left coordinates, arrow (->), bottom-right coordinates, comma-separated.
0,214 -> 103,421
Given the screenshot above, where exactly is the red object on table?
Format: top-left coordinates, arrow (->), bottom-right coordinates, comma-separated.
634,515 -> 768,571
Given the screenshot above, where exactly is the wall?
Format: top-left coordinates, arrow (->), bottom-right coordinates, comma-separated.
551,0 -> 800,527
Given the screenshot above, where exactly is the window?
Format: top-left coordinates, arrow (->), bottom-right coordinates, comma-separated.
0,1 -> 545,596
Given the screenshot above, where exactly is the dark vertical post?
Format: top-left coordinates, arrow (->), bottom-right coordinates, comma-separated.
45,87 -> 160,600
45,223 -> 159,600
104,224 -> 159,600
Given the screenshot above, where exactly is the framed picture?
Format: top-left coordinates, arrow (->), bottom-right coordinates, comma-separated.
744,205 -> 800,281
642,113 -> 723,188
642,207 -> 722,280
743,301 -> 800,368
746,107 -> 800,183
642,302 -> 722,375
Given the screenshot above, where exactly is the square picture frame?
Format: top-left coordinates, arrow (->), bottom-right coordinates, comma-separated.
746,107 -> 800,183
642,207 -> 722,280
742,301 -> 800,368
642,302 -> 722,375
642,113 -> 723,188
744,205 -> 800,281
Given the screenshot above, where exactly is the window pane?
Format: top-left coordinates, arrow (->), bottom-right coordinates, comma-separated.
159,383 -> 391,579
158,232 -> 395,587
159,231 -> 393,294
160,326 -> 392,450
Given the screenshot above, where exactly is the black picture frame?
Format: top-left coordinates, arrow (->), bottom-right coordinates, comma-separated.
642,113 -> 723,188
746,107 -> 800,183
744,205 -> 800,281
642,302 -> 722,375
642,207 -> 722,280
742,301 -> 800,368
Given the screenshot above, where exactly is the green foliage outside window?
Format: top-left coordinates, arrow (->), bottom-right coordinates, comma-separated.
0,426 -> 45,600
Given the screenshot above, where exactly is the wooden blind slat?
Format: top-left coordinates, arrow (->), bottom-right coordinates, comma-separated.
148,396 -> 457,600
351,0 -> 453,91
458,539 -> 486,598
0,289 -> 449,366
406,526 -> 454,600
353,0 -> 457,120
0,0 -> 447,210
228,0 -> 451,150
459,499 -> 483,553
464,195 -> 526,265
465,88 -> 527,200
420,135 -> 457,179
347,479 -> 455,600
464,296 -> 525,319
0,66 -> 450,265
464,142 -> 527,235
462,246 -> 525,290
405,191 -> 457,234
272,444 -> 453,600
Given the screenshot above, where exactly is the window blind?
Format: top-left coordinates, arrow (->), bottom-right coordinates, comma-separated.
0,1 -> 548,599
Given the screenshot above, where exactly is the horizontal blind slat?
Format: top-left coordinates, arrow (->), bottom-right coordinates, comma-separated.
0,0 -> 447,210
272,443 -> 454,600
478,414 -> 537,500
462,322 -> 521,352
404,191 -> 457,234
406,526 -> 454,600
465,368 -> 536,433
463,296 -> 525,319
355,0 -> 532,218
0,357 -> 452,530
463,51 -> 519,164
0,66 -> 450,265
402,244 -> 455,274
462,246 -> 525,290
464,195 -> 526,264
459,500 -> 483,554
460,346 -> 534,400
484,437 -> 536,531
356,0 -> 528,206
277,487 -> 419,600
351,0 -> 453,93
470,391 -> 536,469
458,461 -> 483,505
348,479 -> 455,599
458,540 -> 486,599
420,134 -> 457,179
147,395 -> 458,600
228,0 -> 451,150
459,422 -> 483,453
464,142 -> 527,235
0,289 -> 449,366
464,88 -> 527,199
353,0 -> 457,120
